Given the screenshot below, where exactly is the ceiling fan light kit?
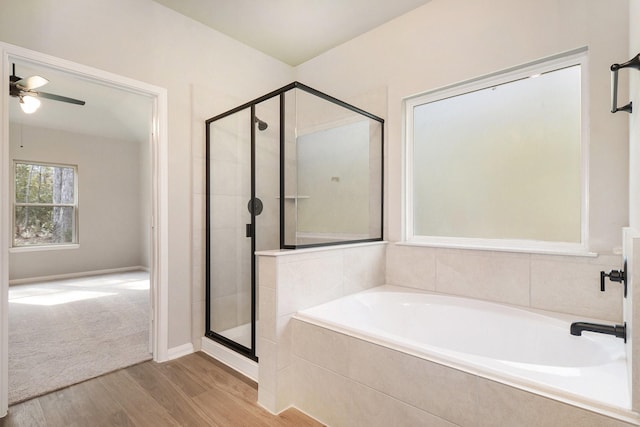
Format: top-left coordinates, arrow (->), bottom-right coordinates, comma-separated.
9,63 -> 86,114
19,95 -> 40,114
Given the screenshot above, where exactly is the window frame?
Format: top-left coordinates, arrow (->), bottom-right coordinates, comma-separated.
12,160 -> 79,250
403,48 -> 590,255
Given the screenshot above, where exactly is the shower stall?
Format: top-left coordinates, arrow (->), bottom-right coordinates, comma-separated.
205,82 -> 384,360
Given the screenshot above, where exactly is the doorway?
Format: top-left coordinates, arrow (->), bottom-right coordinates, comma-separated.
0,42 -> 169,416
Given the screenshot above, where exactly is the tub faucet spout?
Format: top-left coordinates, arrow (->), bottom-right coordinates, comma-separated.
570,321 -> 626,342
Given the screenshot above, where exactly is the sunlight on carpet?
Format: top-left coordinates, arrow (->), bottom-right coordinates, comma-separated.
8,270 -> 152,404
10,290 -> 117,306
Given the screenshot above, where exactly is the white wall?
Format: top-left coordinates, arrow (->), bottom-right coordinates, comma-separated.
296,0 -> 630,254
629,0 -> 640,230
625,0 -> 640,412
1,0 -> 630,361
8,124 -> 146,281
293,0 -> 630,318
295,0 -> 634,410
0,0 -> 294,349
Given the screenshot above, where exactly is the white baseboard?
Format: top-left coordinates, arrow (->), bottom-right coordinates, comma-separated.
167,343 -> 194,360
201,337 -> 258,382
9,266 -> 148,285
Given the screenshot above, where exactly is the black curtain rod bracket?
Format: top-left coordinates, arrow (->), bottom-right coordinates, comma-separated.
611,53 -> 640,114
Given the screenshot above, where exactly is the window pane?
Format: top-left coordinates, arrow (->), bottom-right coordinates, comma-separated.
15,163 -> 75,204
412,65 -> 581,243
14,206 -> 74,246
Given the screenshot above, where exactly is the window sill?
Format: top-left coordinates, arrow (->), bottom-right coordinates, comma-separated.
10,244 -> 80,254
399,239 -> 597,257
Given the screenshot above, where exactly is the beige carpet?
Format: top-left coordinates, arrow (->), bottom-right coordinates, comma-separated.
8,270 -> 152,404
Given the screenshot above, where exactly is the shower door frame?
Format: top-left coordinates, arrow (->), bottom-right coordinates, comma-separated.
205,103 -> 262,361
205,82 -> 384,360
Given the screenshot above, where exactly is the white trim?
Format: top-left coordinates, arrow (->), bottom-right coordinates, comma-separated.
167,343 -> 195,361
151,86 -> 170,363
8,266 -> 148,286
404,47 -> 589,103
256,240 -> 387,257
0,46 -> 8,419
9,243 -> 80,253
0,42 -> 170,416
403,48 -> 590,255
395,241 -> 598,257
201,337 -> 259,382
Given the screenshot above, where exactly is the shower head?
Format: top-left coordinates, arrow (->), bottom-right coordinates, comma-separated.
254,116 -> 268,131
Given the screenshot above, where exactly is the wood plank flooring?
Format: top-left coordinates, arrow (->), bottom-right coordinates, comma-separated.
1,352 -> 324,427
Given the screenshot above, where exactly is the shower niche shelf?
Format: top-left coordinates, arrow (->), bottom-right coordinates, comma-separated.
277,195 -> 310,200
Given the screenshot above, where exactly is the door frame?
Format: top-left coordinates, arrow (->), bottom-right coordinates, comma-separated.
0,42 -> 170,416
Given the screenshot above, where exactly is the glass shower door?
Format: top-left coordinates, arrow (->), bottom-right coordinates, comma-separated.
207,107 -> 254,356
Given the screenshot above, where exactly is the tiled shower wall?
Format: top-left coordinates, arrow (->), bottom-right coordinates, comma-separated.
192,88 -> 245,351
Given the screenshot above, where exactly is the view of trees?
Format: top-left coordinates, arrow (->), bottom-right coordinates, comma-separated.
14,162 -> 75,246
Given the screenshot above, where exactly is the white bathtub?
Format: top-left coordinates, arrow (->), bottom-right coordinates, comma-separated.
294,285 -> 630,412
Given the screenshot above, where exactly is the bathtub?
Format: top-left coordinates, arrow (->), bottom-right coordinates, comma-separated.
293,285 -> 630,413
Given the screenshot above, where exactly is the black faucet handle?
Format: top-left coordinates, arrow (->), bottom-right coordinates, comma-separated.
600,267 -> 626,296
608,270 -> 625,282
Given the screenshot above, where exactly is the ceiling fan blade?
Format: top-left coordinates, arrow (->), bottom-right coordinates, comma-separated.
36,91 -> 86,106
16,75 -> 49,90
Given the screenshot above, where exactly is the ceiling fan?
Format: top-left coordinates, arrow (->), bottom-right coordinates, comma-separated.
9,64 -> 86,114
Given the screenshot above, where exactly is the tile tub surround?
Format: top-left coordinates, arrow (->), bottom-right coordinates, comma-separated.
256,240 -> 632,418
386,243 -> 625,323
256,241 -> 387,413
291,319 -> 639,427
623,228 -> 640,413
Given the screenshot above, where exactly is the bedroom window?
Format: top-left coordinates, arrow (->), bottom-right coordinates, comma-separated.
13,161 -> 78,247
404,49 -> 588,254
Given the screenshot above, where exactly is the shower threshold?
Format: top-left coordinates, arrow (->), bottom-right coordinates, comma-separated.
217,322 -> 258,351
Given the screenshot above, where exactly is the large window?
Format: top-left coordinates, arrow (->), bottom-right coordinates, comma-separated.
405,50 -> 587,253
13,161 -> 78,247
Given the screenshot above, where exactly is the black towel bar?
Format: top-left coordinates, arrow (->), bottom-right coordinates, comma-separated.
611,53 -> 640,114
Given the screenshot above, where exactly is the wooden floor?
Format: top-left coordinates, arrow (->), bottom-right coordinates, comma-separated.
0,352 -> 323,427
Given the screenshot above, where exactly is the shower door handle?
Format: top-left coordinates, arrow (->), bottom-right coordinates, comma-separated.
247,197 -> 263,215
246,223 -> 253,238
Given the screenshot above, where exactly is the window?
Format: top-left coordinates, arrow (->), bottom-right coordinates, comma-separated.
13,161 -> 78,247
405,49 -> 587,253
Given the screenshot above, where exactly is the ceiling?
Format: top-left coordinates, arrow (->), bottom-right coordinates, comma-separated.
9,1 -> 432,140
152,0 -> 432,66
9,60 -> 152,143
